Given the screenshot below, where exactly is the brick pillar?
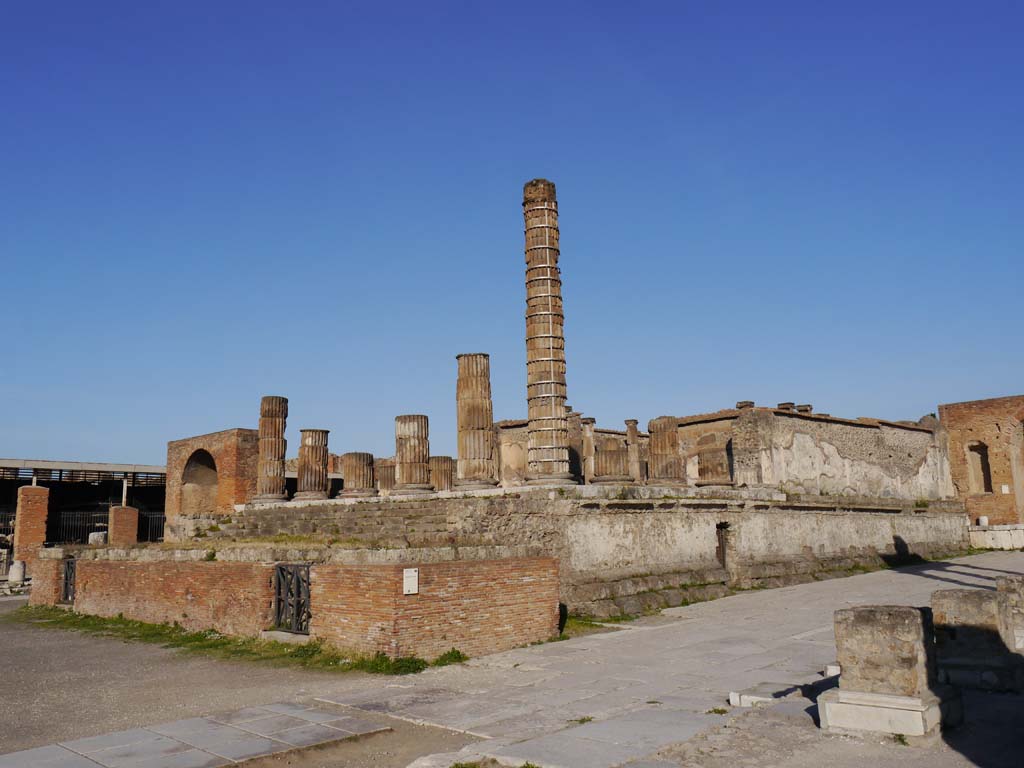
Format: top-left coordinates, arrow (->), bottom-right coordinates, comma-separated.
375,458 -> 396,494
108,506 -> 139,547
394,415 -> 433,494
430,456 -> 455,492
13,485 -> 49,575
523,178 -> 575,486
295,429 -> 330,500
581,418 -> 596,484
255,395 -> 288,501
593,438 -> 632,484
648,416 -> 685,485
455,353 -> 498,488
340,452 -> 377,497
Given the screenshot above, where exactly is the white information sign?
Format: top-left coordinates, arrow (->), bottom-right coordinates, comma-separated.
403,567 -> 419,595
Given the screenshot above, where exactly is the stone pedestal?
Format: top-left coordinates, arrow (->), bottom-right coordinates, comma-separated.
294,429 -> 330,500
455,353 -> 498,488
523,179 -> 576,486
647,416 -> 685,485
818,687 -> 961,740
430,456 -> 455,492
254,395 -> 288,501
340,452 -> 377,497
394,415 -> 433,494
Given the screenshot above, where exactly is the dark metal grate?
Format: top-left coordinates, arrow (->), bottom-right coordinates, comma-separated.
61,558 -> 76,603
273,564 -> 311,634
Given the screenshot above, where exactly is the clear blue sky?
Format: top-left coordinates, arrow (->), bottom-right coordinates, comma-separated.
2,1 -> 1021,465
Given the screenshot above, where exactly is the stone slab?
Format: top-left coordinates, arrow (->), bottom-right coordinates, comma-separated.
818,686 -> 962,738
727,681 -> 801,707
0,745 -> 101,768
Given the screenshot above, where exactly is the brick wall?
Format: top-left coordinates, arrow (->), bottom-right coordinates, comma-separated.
939,396 -> 1024,525
13,485 -> 49,575
108,506 -> 139,547
63,560 -> 275,636
310,556 -> 560,659
165,429 -> 259,535
28,557 -> 62,606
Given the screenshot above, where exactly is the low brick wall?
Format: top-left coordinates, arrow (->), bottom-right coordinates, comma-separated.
31,548 -> 559,659
311,557 -> 559,659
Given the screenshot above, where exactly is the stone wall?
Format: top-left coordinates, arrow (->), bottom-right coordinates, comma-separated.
165,429 -> 259,539
939,395 -> 1024,525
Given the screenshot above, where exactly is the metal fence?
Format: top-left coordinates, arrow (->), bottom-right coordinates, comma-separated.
138,511 -> 166,543
273,564 -> 311,634
50,509 -> 109,545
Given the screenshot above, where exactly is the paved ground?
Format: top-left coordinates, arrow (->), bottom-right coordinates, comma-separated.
4,552 -> 1023,768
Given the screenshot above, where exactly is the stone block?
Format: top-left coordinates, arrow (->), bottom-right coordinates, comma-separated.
818,686 -> 961,740
834,605 -> 936,697
728,681 -> 800,707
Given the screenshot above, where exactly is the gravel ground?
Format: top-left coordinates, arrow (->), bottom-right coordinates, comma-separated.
0,596 -> 472,765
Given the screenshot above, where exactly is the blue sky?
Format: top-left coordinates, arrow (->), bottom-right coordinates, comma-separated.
1,1 -> 1021,465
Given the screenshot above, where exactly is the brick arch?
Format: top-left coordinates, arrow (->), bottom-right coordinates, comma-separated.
181,449 -> 219,517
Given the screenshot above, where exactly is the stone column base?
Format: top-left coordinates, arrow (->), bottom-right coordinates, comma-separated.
818,686 -> 962,740
339,489 -> 379,498
591,476 -> 633,485
526,474 -> 578,487
293,491 -> 329,501
454,479 -> 498,490
252,494 -> 288,503
391,484 -> 434,495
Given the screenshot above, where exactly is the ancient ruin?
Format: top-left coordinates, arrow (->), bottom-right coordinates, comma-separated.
13,177 -> 1024,659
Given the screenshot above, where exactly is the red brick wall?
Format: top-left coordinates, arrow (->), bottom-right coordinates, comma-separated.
940,396 -> 1024,525
108,506 -> 139,547
165,429 -> 259,530
28,557 -> 62,606
13,486 -> 49,575
310,557 -> 560,659
71,560 -> 275,636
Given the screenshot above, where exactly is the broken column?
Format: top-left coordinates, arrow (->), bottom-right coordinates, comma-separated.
295,429 -> 330,500
592,438 -> 632,484
340,452 -> 377,497
429,456 -> 455,492
581,418 -> 596,483
254,395 -> 288,501
818,605 -> 961,739
455,353 -> 497,488
375,458 -> 396,494
647,416 -> 685,485
523,178 -> 574,485
393,415 -> 433,494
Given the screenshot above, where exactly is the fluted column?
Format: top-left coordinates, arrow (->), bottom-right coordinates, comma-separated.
524,178 -> 575,485
295,429 -> 330,500
429,456 -> 455,492
625,419 -> 646,484
375,458 -> 396,494
255,395 -> 288,501
455,353 -> 497,488
593,437 -> 632,484
648,416 -> 685,485
340,452 -> 377,497
393,415 -> 433,493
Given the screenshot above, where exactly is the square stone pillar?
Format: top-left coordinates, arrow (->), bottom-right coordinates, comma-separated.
819,606 -> 961,740
13,485 -> 49,575
108,506 -> 140,547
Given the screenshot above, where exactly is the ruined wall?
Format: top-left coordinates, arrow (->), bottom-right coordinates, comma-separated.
496,421 -> 529,486
735,410 -> 952,500
311,557 -> 559,659
165,429 -> 259,538
939,396 -> 1024,525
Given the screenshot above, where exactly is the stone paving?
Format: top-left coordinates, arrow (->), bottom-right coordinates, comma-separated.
0,703 -> 387,768
4,552 -> 1021,768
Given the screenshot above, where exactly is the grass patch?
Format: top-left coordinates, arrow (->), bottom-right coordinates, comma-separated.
8,606 -> 429,675
432,648 -> 469,667
568,716 -> 593,724
706,707 -> 729,715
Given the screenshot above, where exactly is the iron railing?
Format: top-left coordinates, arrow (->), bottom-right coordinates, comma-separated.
273,564 -> 311,634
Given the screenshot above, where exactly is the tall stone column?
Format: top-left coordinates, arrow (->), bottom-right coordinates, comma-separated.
340,452 -> 377,497
455,353 -> 497,488
625,419 -> 646,483
430,456 -> 455,492
295,429 -> 330,500
648,416 -> 685,485
523,178 -> 575,485
394,415 -> 433,493
255,395 -> 288,501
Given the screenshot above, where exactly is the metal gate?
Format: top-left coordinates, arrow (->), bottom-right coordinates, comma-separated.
61,558 -> 76,603
273,564 -> 310,634
138,511 -> 166,543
